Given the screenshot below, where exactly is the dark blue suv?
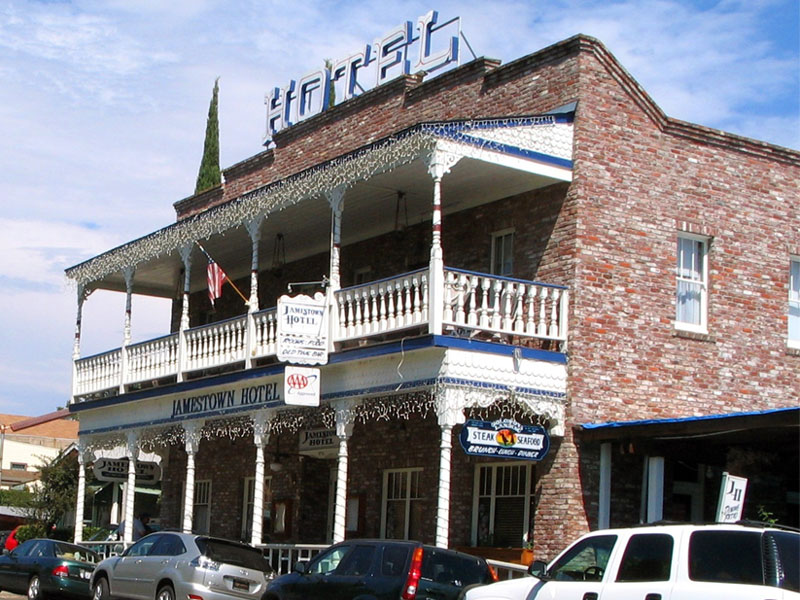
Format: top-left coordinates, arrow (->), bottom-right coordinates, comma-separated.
263,539 -> 496,600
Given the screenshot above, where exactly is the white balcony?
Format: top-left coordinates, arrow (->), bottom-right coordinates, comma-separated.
72,267 -> 568,402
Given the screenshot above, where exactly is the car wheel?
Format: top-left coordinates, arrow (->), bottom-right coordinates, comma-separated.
156,584 -> 175,600
28,575 -> 45,600
93,578 -> 110,600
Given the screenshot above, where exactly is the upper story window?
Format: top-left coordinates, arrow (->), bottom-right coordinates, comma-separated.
491,229 -> 514,276
789,257 -> 800,349
10,462 -> 27,470
675,234 -> 709,333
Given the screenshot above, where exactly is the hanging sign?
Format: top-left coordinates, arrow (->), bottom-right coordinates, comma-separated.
716,472 -> 748,523
92,458 -> 162,484
277,292 -> 329,365
284,366 -> 321,406
459,419 -> 550,461
298,427 -> 337,458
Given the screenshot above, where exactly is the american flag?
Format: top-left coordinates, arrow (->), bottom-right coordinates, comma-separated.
207,261 -> 227,307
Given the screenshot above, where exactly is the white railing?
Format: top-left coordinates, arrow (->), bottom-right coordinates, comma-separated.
258,543 -> 328,575
487,558 -> 530,580
443,269 -> 568,342
73,267 -> 568,401
333,269 -> 429,340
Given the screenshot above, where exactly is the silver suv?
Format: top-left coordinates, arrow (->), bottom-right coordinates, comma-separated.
90,532 -> 274,600
465,522 -> 799,599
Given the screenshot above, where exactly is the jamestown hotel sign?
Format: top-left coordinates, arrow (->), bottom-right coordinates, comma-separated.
265,10 -> 461,142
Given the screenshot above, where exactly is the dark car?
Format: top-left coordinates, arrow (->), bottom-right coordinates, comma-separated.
264,539 -> 497,600
0,538 -> 99,600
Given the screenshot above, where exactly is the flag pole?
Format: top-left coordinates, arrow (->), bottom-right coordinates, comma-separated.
196,243 -> 250,305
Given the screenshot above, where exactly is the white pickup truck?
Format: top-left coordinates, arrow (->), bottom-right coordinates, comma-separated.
465,522 -> 799,600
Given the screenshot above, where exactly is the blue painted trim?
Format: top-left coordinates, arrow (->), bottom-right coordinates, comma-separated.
446,267 -> 568,289
436,129 -> 573,170
580,406 -> 799,430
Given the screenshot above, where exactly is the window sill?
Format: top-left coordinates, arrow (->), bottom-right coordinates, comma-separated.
673,329 -> 716,343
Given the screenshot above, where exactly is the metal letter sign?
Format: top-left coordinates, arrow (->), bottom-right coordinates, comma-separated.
459,419 -> 550,461
284,366 -> 321,407
276,292 -> 329,365
716,472 -> 748,522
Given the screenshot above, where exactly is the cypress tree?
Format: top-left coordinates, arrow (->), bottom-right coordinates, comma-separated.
195,77 -> 221,194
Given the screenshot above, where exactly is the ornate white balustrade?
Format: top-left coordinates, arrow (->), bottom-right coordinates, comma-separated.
72,268 -> 568,401
443,269 -> 569,342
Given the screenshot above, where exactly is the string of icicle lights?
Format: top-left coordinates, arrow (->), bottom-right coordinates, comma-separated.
66,116 -> 571,288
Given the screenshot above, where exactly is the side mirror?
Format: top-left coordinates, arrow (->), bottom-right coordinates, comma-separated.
528,560 -> 548,578
293,561 -> 308,574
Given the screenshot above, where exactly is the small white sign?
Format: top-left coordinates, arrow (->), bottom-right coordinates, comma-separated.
716,472 -> 748,523
284,366 -> 321,406
277,293 -> 329,365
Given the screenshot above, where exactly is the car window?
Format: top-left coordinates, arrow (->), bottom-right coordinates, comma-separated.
309,546 -> 350,575
27,541 -> 50,558
422,549 -> 488,587
12,540 -> 41,558
124,534 -> 161,557
548,535 -> 617,582
336,544 -> 375,576
150,534 -> 186,557
54,542 -> 99,564
771,531 -> 800,592
195,538 -> 268,571
381,545 -> 409,577
616,533 -> 673,582
689,530 -> 763,585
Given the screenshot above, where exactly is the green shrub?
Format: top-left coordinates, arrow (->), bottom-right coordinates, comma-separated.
14,523 -> 47,544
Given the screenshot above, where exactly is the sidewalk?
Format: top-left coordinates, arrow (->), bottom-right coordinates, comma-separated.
0,592 -> 23,600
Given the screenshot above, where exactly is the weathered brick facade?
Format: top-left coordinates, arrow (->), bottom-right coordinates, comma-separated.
106,34 -> 799,561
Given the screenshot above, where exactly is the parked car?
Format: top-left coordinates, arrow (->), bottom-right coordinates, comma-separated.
0,538 -> 99,600
464,521 -> 800,600
90,532 -> 274,600
264,539 -> 497,600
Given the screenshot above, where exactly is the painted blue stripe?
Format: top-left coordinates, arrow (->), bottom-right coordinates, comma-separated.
580,406 -> 799,430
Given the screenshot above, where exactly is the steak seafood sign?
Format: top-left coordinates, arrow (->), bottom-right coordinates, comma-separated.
459,419 -> 550,461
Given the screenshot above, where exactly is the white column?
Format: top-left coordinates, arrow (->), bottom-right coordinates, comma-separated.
435,392 -> 465,548
646,456 -> 665,522
598,442 -> 611,529
123,432 -> 139,545
251,411 -> 273,546
120,267 -> 135,394
326,187 -> 345,353
423,146 -> 461,335
73,444 -> 88,544
332,400 -> 355,544
182,423 -> 200,533
178,245 -> 193,331
245,218 -> 262,312
71,285 -> 92,403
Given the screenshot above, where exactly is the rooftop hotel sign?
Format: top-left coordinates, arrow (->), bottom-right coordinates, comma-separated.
265,10 -> 461,142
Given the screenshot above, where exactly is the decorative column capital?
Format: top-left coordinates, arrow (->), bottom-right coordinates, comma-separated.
325,185 -> 346,213
423,146 -> 462,182
252,410 -> 275,447
435,389 -> 466,429
183,422 -> 201,454
245,217 -> 263,241
126,431 -> 140,460
333,399 -> 357,439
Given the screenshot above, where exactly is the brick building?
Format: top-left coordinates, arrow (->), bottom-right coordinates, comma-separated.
66,30 -> 799,561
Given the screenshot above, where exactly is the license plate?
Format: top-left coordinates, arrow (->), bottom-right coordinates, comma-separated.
80,570 -> 91,580
232,579 -> 249,591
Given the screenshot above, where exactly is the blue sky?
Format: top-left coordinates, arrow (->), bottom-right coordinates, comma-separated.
0,0 -> 798,416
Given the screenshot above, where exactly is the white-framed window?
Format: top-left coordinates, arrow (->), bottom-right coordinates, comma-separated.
381,468 -> 423,540
192,479 -> 211,534
789,257 -> 800,349
10,462 -> 27,470
675,234 -> 709,333
491,229 -> 514,276
472,462 -> 535,547
241,475 -> 273,542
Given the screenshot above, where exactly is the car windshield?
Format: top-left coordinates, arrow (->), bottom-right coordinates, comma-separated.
195,538 -> 269,572
54,542 -> 99,564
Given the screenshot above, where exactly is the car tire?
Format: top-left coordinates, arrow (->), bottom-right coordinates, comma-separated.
156,584 -> 175,600
28,575 -> 46,600
93,577 -> 110,600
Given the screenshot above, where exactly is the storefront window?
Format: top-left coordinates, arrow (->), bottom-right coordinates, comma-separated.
473,463 -> 534,547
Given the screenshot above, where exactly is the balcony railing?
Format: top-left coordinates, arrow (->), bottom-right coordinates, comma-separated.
72,267 -> 568,401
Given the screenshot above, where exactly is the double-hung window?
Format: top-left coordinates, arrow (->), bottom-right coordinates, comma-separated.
676,235 -> 709,332
790,258 -> 800,349
491,230 -> 514,276
472,462 -> 535,547
381,468 -> 423,540
182,479 -> 211,534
